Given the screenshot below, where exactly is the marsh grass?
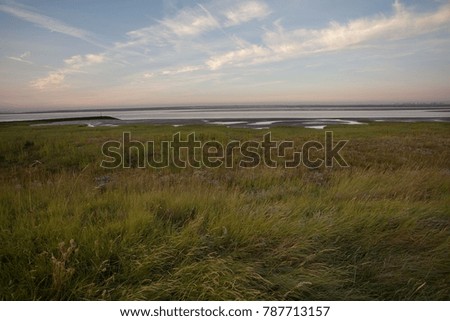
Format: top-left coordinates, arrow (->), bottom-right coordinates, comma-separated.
0,122 -> 449,300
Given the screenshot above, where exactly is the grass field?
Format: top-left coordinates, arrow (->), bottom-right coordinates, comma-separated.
0,121 -> 449,300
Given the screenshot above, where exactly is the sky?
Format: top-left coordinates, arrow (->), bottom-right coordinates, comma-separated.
1,0 -> 450,111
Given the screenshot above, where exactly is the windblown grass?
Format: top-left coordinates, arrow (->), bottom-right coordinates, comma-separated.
0,122 -> 449,300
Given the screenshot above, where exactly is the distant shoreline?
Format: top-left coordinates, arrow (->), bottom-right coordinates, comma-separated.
1,103 -> 450,115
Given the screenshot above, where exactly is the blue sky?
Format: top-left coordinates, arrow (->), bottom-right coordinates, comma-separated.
1,0 -> 450,110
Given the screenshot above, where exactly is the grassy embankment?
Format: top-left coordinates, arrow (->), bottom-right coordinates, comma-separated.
0,122 -> 449,300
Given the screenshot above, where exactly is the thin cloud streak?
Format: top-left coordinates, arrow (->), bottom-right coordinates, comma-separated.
161,65 -> 204,75
0,4 -> 89,39
0,3 -> 109,49
7,51 -> 32,64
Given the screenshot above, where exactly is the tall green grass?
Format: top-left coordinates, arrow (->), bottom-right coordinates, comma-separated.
0,122 -> 449,300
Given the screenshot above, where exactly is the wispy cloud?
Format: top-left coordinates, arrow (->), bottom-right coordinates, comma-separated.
207,1 -> 450,69
116,5 -> 219,49
64,53 -> 106,68
31,71 -> 66,90
31,53 -> 106,89
115,1 -> 269,50
162,5 -> 219,37
223,1 -> 270,26
207,45 -> 270,70
7,51 -> 32,64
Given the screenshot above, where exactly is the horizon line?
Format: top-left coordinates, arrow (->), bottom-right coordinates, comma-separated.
1,102 -> 450,115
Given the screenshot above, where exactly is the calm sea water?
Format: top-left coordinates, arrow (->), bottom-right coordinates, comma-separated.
1,106 -> 449,122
